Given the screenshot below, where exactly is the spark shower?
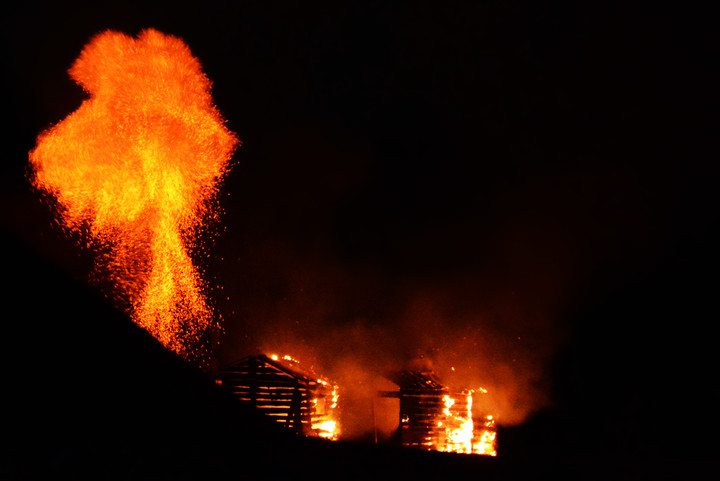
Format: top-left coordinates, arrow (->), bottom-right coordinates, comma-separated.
29,29 -> 239,361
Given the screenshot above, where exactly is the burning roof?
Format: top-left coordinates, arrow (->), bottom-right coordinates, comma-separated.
388,370 -> 446,392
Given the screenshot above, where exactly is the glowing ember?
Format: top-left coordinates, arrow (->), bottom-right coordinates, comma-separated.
28,29 -> 239,361
312,419 -> 338,439
473,415 -> 498,456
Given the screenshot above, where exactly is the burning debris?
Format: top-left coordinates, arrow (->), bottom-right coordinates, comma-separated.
380,370 -> 497,456
218,354 -> 340,440
28,29 -> 239,362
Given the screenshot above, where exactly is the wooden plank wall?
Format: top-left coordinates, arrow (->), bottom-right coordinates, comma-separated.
220,357 -> 315,435
399,390 -> 447,449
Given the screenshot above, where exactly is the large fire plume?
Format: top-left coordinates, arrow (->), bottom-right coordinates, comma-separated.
29,29 -> 239,361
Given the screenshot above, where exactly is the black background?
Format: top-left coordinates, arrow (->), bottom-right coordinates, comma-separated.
2,1 -> 718,478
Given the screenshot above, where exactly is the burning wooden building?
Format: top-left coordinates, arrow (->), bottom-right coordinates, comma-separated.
380,370 -> 497,456
217,354 -> 339,440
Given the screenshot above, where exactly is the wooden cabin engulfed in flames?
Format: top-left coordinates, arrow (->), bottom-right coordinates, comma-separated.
217,354 -> 339,439
380,370 -> 496,455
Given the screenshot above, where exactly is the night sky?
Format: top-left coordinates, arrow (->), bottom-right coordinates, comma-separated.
2,1 -> 718,477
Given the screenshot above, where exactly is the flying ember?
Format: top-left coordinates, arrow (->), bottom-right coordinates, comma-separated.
28,29 -> 239,361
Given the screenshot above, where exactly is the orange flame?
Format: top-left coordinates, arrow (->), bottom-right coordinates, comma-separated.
436,390 -> 497,456
28,29 -> 239,361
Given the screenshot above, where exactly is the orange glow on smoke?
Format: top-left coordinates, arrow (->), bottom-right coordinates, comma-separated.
29,29 -> 239,360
